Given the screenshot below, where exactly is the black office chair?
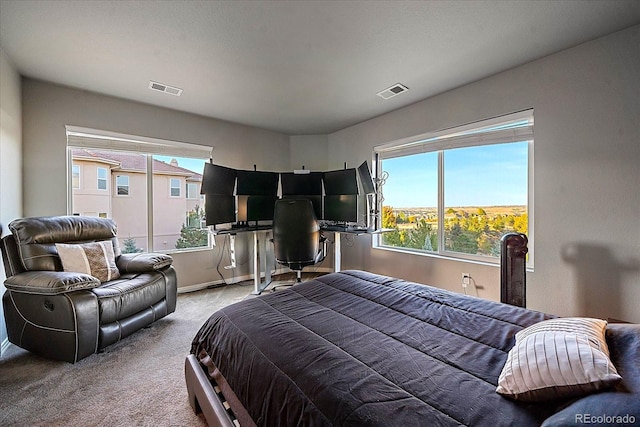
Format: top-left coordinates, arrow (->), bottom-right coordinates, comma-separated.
272,198 -> 326,284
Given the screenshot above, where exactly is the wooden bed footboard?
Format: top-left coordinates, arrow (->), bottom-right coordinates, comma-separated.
185,354 -> 237,427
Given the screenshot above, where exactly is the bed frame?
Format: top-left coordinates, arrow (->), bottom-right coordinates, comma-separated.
185,354 -> 238,427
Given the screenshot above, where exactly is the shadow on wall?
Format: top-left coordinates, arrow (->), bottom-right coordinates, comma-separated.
561,242 -> 639,321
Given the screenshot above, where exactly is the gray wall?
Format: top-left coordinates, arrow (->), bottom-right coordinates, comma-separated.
21,79 -> 291,290
0,49 -> 23,351
327,25 -> 640,323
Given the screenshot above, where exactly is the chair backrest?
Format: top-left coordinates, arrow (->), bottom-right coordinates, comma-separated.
272,199 -> 320,270
7,216 -> 120,272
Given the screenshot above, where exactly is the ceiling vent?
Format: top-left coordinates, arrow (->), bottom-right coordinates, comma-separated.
376,83 -> 409,100
149,81 -> 183,96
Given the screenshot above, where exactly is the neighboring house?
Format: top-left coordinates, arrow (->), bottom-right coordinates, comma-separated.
71,149 -> 204,251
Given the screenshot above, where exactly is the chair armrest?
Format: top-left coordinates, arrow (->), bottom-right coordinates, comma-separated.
4,271 -> 100,295
117,252 -> 173,274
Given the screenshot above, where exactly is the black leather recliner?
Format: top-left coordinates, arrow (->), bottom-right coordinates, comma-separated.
1,215 -> 177,363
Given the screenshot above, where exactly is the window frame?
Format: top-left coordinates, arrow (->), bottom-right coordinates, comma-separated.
72,164 -> 80,189
65,126 -> 213,253
97,167 -> 108,191
186,182 -> 198,200
373,110 -> 534,269
116,174 -> 130,196
170,178 -> 181,198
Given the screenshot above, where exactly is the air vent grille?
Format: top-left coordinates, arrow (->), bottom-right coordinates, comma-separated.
376,83 -> 409,100
149,81 -> 183,96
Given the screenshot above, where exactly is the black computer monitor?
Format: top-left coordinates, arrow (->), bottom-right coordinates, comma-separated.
236,170 -> 279,196
323,169 -> 358,195
200,163 -> 237,196
280,172 -> 323,196
323,194 -> 358,222
204,195 -> 236,225
247,196 -> 278,222
357,161 -> 376,195
282,195 -> 322,220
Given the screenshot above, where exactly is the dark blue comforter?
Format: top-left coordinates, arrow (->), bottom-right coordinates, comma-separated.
191,270 -> 639,426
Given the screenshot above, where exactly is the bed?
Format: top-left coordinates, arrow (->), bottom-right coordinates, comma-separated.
186,270 -> 640,426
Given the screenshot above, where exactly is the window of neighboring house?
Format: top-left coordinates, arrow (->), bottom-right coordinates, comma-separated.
116,175 -> 129,195
72,164 -> 80,189
374,110 -> 533,267
99,212 -> 108,218
66,127 -> 212,253
186,182 -> 198,199
170,178 -> 181,197
97,167 -> 108,190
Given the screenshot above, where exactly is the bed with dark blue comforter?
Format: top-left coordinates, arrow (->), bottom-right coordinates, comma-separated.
189,270 -> 640,426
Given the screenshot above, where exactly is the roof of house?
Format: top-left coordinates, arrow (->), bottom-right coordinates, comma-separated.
71,148 -> 202,181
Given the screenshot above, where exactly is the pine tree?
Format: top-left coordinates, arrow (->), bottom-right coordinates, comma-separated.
122,236 -> 142,254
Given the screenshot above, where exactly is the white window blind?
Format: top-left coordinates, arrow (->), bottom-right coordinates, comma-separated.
376,110 -> 533,159
65,126 -> 213,159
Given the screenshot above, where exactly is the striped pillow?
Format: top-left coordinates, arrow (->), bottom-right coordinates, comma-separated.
56,241 -> 120,282
496,318 -> 621,402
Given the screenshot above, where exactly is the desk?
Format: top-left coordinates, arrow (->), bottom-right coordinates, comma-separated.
213,225 -> 389,291
212,226 -> 274,295
320,226 -> 391,272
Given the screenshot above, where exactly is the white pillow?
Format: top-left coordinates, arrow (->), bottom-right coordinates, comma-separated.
56,241 -> 120,282
496,318 -> 621,402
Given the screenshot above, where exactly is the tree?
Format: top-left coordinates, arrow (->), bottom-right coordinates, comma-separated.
122,236 -> 142,254
175,225 -> 208,249
175,205 -> 208,249
382,206 -> 397,228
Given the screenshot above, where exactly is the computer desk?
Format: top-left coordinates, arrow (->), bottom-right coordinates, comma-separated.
212,225 -> 391,293
211,225 -> 274,295
320,226 -> 393,272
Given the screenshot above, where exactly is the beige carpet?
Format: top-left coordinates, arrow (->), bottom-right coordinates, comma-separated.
0,280 -> 259,426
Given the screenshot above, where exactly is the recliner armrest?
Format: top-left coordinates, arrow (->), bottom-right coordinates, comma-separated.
4,271 -> 100,295
117,252 -> 173,274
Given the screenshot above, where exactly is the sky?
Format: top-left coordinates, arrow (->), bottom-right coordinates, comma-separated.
154,155 -> 206,175
381,141 -> 528,208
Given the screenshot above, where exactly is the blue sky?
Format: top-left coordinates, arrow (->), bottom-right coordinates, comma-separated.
381,142 -> 528,208
154,155 -> 206,174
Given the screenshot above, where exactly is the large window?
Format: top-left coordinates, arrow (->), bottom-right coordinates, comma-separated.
66,127 -> 212,253
375,110 -> 533,265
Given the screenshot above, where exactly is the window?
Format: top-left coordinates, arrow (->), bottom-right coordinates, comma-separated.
97,167 -> 108,190
66,127 -> 212,252
72,164 -> 80,189
186,182 -> 198,199
116,175 -> 129,195
99,212 -> 108,218
375,110 -> 533,265
170,178 -> 181,197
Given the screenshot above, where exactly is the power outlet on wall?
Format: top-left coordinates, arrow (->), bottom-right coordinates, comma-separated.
461,273 -> 470,288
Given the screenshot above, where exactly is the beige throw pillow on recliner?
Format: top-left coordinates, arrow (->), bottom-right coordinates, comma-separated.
56,241 -> 120,282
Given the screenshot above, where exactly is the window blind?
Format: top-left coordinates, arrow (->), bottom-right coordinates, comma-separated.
66,126 -> 214,159
376,110 -> 534,159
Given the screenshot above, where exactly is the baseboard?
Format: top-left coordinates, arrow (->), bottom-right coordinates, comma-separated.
177,266 -> 333,294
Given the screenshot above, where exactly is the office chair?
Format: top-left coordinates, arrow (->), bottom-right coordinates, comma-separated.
272,198 -> 326,284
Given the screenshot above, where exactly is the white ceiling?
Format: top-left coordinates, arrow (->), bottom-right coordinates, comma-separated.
1,1 -> 639,135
